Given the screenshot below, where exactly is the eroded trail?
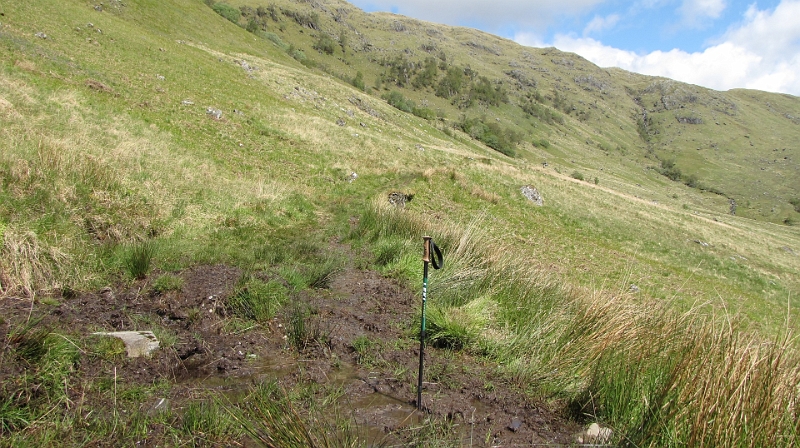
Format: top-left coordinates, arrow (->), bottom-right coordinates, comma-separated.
0,252 -> 580,446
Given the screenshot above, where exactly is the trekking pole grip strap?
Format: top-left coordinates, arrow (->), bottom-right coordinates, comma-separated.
422,236 -> 443,269
431,241 -> 443,270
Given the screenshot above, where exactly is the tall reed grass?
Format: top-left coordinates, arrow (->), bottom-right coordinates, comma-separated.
354,199 -> 800,446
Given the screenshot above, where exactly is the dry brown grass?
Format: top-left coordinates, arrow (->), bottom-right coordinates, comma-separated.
360,201 -> 800,445
0,229 -> 66,298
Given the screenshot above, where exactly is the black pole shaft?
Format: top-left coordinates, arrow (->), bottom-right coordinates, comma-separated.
417,258 -> 429,410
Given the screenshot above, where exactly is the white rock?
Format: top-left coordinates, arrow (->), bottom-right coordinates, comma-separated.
92,331 -> 159,358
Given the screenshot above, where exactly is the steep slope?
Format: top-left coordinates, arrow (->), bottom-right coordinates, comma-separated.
228,0 -> 800,224
3,1 -> 800,446
1,0 -> 798,323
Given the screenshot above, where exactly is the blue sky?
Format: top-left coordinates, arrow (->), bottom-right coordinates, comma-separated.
348,0 -> 800,96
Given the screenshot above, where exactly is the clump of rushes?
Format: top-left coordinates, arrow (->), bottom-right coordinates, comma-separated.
303,253 -> 345,289
124,240 -> 155,280
230,381 -> 374,448
227,276 -> 288,323
286,305 -> 329,352
354,201 -> 800,446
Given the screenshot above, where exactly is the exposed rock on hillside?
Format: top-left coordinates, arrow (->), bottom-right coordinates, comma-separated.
521,185 -> 543,206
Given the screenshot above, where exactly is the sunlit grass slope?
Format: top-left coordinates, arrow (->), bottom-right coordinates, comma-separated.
2,0 -> 800,445
1,0 -> 799,324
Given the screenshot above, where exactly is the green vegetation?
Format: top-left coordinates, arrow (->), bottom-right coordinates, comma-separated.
382,90 -> 415,113
228,276 -> 288,322
352,201 -> 800,447
791,198 -> 800,213
350,71 -> 365,91
313,34 -> 337,56
459,117 -> 519,157
212,3 -> 241,24
124,241 -> 156,280
382,90 -> 435,120
657,158 -> 683,182
151,273 -> 184,294
1,0 -> 799,445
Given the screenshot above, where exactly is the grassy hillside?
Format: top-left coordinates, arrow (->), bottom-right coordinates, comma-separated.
2,0 -> 798,323
2,0 -> 800,445
225,0 -> 800,223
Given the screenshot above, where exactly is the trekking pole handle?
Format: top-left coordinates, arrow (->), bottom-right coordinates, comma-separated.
423,236 -> 432,263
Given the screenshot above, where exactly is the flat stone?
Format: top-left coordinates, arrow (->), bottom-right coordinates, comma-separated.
92,331 -> 160,358
581,422 -> 613,444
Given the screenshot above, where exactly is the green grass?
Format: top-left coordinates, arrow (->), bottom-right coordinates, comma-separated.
151,273 -> 185,294
123,241 -> 156,280
0,0 -> 799,445
230,381 -> 377,448
227,275 -> 288,322
350,201 -> 800,446
286,304 -> 329,352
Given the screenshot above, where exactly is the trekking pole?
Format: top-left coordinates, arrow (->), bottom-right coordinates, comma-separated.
417,236 -> 442,410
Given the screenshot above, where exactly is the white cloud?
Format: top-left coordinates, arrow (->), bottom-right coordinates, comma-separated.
517,0 -> 800,96
679,0 -> 726,24
352,0 -> 608,29
583,14 -> 620,36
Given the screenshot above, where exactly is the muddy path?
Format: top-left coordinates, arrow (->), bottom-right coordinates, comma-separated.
0,248 -> 581,446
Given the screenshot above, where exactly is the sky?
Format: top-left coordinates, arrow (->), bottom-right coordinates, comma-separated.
348,0 -> 800,97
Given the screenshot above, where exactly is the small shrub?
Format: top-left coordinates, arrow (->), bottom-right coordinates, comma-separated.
458,117 -> 518,157
657,159 -> 682,182
351,71 -> 365,91
264,32 -> 285,48
124,241 -> 155,279
313,34 -> 336,55
287,44 -> 306,62
571,171 -> 585,181
299,57 -> 317,69
246,18 -> 264,34
382,90 -> 414,113
684,173 -> 699,188
412,106 -> 435,120
212,3 -> 240,24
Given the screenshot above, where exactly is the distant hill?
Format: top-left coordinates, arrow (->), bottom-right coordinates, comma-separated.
227,0 -> 800,224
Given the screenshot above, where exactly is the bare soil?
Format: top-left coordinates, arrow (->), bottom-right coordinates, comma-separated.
0,249 -> 581,446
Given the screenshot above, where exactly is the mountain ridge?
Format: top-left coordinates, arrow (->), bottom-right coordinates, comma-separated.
242,0 -> 799,223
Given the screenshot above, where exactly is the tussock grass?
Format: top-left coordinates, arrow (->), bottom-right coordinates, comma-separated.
230,381 -> 376,448
354,199 -> 800,446
228,275 -> 288,322
0,229 -> 66,298
123,240 -> 156,280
